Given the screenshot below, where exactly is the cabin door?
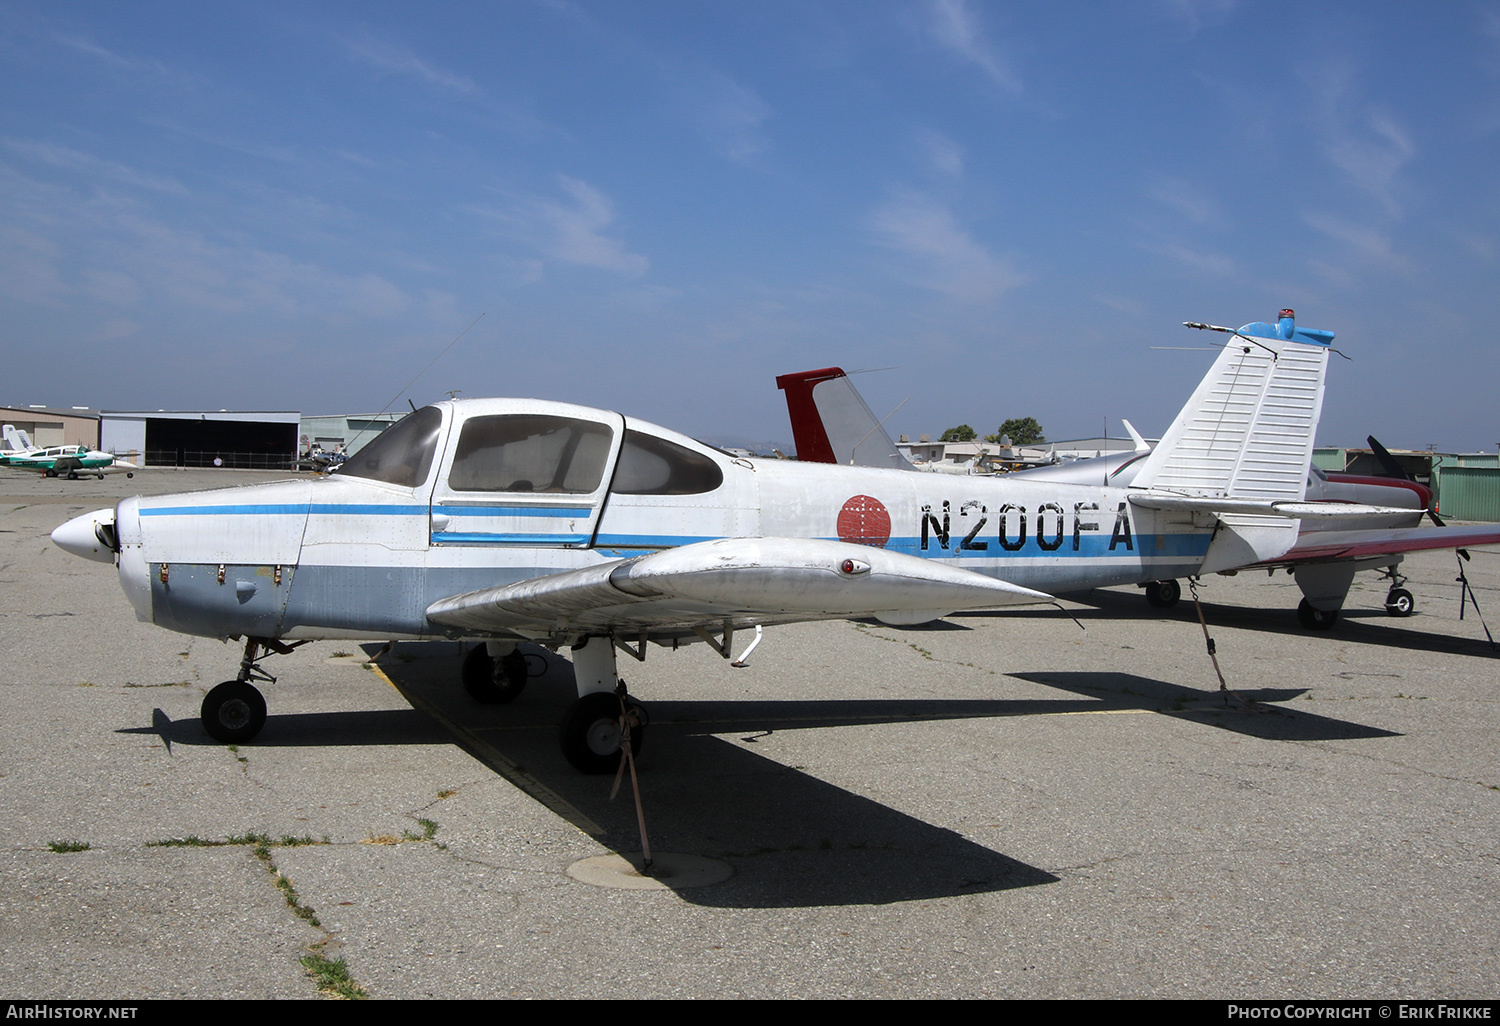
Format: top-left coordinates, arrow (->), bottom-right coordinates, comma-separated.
428,408 -> 625,548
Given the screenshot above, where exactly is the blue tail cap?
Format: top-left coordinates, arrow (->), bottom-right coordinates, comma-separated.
1240,308 -> 1334,347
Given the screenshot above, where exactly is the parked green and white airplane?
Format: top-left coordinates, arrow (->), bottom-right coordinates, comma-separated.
1,426 -> 136,479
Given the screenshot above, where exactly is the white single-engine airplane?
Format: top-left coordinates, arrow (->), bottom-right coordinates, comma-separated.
52,311 -> 1436,772
777,316 -> 1498,627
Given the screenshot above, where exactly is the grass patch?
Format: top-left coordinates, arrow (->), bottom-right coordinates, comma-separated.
365,818 -> 439,845
48,840 -> 89,853
300,953 -> 366,1000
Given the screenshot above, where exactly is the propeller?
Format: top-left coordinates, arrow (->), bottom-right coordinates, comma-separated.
1368,434 -> 1452,532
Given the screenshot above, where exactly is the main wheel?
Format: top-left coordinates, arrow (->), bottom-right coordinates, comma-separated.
560,692 -> 646,774
1145,579 -> 1181,609
461,646 -> 528,703
1297,599 -> 1339,630
201,680 -> 267,743
1385,588 -> 1415,617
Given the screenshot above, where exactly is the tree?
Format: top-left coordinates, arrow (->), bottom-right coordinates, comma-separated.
986,417 -> 1044,445
939,424 -> 977,442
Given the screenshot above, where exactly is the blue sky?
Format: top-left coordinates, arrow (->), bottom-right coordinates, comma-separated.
3,1 -> 1498,452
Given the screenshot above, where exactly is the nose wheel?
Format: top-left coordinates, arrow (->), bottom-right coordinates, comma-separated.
198,636 -> 308,743
461,645 -> 530,703
202,680 -> 267,743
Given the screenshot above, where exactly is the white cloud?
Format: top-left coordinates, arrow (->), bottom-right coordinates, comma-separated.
1323,111 -> 1414,219
1144,240 -> 1237,277
926,0 -> 1021,95
1150,0 -> 1236,38
1302,210 -> 1407,272
472,176 -> 649,278
687,73 -> 772,164
1304,63 -> 1415,218
3,139 -> 188,195
344,31 -> 480,95
869,188 -> 1025,303
916,128 -> 965,178
1147,174 -> 1225,228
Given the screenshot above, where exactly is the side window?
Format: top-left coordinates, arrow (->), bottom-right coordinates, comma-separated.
449,415 -> 613,493
336,406 -> 442,487
612,430 -> 724,495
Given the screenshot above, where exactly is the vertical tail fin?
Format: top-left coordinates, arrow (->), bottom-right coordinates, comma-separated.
2,425 -> 33,452
776,368 -> 913,469
1131,311 -> 1331,501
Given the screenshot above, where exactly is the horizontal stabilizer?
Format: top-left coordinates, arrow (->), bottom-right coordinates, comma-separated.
1129,495 -> 1420,520
426,537 -> 1051,636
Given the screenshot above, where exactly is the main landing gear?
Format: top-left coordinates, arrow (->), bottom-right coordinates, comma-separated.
459,635 -> 650,774
556,635 -> 647,774
1144,579 -> 1181,609
1296,599 -> 1339,630
200,637 -> 309,743
559,689 -> 647,775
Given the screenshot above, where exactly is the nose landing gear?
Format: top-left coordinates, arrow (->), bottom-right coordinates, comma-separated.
200,637 -> 310,743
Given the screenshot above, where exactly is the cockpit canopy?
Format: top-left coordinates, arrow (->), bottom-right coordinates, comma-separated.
338,401 -> 725,496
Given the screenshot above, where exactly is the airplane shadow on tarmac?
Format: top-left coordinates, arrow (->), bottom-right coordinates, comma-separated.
960,586 -> 1500,659
119,631 -> 1406,908
124,641 -> 1065,907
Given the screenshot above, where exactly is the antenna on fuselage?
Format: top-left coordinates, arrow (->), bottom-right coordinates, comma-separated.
344,313 -> 487,453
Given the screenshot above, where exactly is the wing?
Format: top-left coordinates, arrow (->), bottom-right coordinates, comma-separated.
425,537 -> 1051,637
1259,524 -> 1500,565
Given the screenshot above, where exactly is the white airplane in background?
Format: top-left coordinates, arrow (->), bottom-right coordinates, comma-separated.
52,311 -> 1429,772
776,311 -> 1496,628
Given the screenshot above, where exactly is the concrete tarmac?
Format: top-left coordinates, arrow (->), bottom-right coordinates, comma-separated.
2,468 -> 1497,999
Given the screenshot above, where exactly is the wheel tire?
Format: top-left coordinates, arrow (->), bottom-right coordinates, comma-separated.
44,469 -> 56,478
461,646 -> 528,704
1297,599 -> 1339,630
1385,588 -> 1415,617
1145,579 -> 1181,609
202,680 -> 267,743
560,692 -> 646,774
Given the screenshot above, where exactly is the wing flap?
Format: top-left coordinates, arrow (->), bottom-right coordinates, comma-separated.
425,537 -> 1052,636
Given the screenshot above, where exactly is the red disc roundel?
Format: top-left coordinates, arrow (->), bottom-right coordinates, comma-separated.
837,495 -> 891,548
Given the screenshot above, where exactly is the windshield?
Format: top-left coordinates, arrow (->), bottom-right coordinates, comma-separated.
338,406 -> 443,487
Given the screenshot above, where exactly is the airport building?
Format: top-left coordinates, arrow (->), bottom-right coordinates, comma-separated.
0,405 -> 101,448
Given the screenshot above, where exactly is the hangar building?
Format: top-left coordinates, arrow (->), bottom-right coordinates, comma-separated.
101,411 -> 301,469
